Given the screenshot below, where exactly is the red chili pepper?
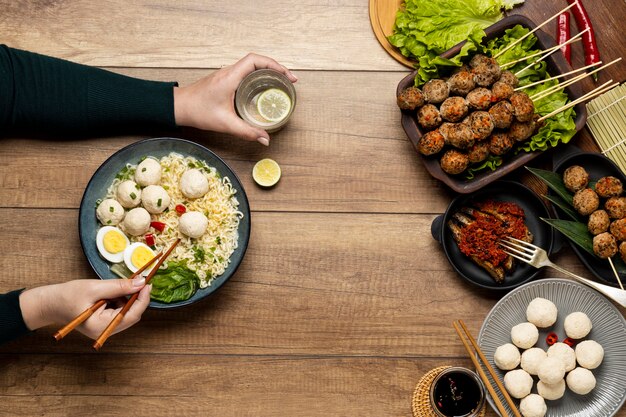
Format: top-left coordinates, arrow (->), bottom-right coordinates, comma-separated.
546,332 -> 559,346
557,12 -> 571,64
175,204 -> 186,215
145,233 -> 155,247
567,0 -> 601,81
150,221 -> 166,232
563,337 -> 576,348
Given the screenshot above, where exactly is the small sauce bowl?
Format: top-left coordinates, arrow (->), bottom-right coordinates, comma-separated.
429,367 -> 485,417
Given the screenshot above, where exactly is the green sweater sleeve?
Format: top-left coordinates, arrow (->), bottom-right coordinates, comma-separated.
0,45 -> 177,134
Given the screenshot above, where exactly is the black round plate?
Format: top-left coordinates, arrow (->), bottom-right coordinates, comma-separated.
431,181 -> 554,290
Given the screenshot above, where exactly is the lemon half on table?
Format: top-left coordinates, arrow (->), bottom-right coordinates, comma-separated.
257,88 -> 291,122
252,158 -> 281,187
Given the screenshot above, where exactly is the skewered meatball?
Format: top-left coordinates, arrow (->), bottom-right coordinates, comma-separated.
468,141 -> 490,163
440,149 -> 469,175
509,119 -> 537,142
417,130 -> 445,156
472,58 -> 502,87
563,165 -> 589,193
468,111 -> 494,141
595,176 -> 623,198
489,101 -> 514,129
588,210 -> 610,235
492,81 -> 514,101
469,54 -> 492,68
610,218 -> 626,241
446,123 -> 474,150
448,70 -> 476,96
499,71 -> 519,87
466,87 -> 493,110
423,79 -> 450,104
397,87 -> 425,110
488,132 -> 513,156
573,188 -> 600,216
593,232 -> 618,259
440,97 -> 468,122
417,104 -> 442,129
605,196 -> 626,219
510,92 -> 535,122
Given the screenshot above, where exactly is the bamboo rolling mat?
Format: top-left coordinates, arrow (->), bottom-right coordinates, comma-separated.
586,83 -> 626,173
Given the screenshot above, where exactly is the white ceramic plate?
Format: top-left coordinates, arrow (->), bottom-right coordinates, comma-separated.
478,279 -> 626,416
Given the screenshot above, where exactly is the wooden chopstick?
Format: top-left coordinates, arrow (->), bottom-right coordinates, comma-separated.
93,239 -> 180,351
453,320 -> 522,417
53,250 -> 165,341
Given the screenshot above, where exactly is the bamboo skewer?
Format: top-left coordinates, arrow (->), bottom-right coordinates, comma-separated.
493,2 -> 578,59
607,258 -> 625,290
589,95 -> 626,118
53,251 -> 165,341
538,80 -> 618,122
515,28 -> 590,76
501,38 -> 581,69
453,320 -> 522,417
93,239 -> 181,351
515,62 -> 602,91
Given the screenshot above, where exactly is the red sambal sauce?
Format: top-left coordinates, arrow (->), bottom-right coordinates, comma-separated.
457,200 -> 527,266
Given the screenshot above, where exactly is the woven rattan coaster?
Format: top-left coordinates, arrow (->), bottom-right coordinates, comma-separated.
411,366 -> 486,417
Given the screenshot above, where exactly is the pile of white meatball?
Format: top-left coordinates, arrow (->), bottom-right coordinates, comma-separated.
96,157 -> 212,239
493,297 -> 604,417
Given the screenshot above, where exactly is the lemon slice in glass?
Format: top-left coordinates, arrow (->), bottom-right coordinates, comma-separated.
256,88 -> 291,122
252,158 -> 281,187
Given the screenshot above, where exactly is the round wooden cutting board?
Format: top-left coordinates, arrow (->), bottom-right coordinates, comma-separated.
368,0 -> 416,68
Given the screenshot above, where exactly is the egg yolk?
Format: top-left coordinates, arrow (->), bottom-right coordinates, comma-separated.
131,246 -> 155,269
103,231 -> 128,254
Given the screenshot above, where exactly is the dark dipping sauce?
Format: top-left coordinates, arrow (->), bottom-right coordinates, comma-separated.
433,371 -> 482,417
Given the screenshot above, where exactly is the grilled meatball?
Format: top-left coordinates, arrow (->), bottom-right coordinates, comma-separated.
440,149 -> 469,175
499,71 -> 519,87
620,242 -> 626,263
469,54 -> 492,68
417,104 -> 442,130
588,210 -> 610,235
467,141 -> 490,163
423,79 -> 450,104
448,70 -> 476,96
563,165 -> 590,193
573,188 -> 600,216
488,132 -> 513,156
593,232 -> 618,259
492,81 -> 514,101
489,101 -> 514,129
510,92 -> 535,122
439,122 -> 454,140
446,123 -> 474,150
417,130 -> 445,156
397,87 -> 425,110
472,58 -> 502,87
466,88 -> 493,110
440,97 -> 469,122
595,176 -> 623,198
605,196 -> 626,219
509,119 -> 537,142
468,111 -> 494,141
610,218 -> 626,241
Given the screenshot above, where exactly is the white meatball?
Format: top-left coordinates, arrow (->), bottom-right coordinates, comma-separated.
504,369 -> 533,399
511,322 -> 539,349
521,347 -> 547,375
567,367 -> 596,395
141,185 -> 170,214
575,340 -> 604,369
537,379 -> 566,401
123,207 -> 151,236
526,297 -> 558,328
547,342 -> 577,372
117,180 -> 142,208
494,343 -> 521,371
96,198 -> 125,226
537,357 -> 566,385
180,169 -> 209,199
520,394 -> 547,417
135,158 -> 162,186
178,211 -> 208,238
564,312 -> 592,339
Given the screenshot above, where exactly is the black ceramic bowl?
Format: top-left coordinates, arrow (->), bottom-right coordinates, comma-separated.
553,150 -> 626,287
79,138 -> 251,309
432,180 -> 554,290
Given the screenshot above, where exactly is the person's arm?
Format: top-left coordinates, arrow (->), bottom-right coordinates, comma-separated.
0,290 -> 31,344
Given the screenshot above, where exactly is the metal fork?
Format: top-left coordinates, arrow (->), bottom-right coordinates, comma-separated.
499,236 -> 626,308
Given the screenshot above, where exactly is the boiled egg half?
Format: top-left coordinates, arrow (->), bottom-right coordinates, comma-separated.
123,242 -> 158,276
96,226 -> 130,263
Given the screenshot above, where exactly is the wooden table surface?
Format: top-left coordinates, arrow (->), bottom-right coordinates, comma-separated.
0,1 -> 624,416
